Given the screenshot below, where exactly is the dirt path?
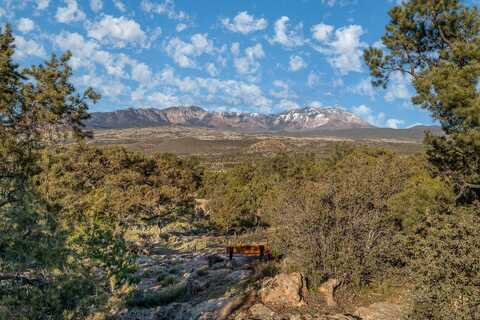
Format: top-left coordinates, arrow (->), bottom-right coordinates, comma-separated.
117,236 -> 259,320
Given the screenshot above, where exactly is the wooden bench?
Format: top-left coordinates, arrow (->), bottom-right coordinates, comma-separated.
226,244 -> 271,260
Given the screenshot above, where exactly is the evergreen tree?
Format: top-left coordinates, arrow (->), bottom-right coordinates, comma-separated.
364,0 -> 480,202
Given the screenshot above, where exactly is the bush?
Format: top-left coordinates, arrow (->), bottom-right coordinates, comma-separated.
405,204 -> 480,319
125,283 -> 187,308
263,148 -> 421,288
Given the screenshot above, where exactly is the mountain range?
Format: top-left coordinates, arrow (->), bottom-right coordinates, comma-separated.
86,106 -> 373,131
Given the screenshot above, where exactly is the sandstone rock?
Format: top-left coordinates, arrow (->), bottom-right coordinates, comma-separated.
354,302 -> 401,320
318,279 -> 340,307
259,272 -> 307,308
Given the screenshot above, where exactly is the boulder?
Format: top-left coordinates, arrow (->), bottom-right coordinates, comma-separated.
354,302 -> 401,320
259,272 -> 307,308
318,279 -> 340,307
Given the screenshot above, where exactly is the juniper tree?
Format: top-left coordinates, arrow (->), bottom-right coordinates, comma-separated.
0,24 -> 106,318
364,0 -> 480,202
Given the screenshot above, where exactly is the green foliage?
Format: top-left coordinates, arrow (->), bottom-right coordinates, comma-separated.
204,153 -> 320,231
265,148 -> 422,288
364,0 -> 480,202
365,2 -> 480,318
405,204 -> 480,319
126,283 -> 187,308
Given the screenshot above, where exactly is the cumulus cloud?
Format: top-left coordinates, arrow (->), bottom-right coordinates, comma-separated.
113,0 -> 127,12
231,42 -> 265,76
14,35 -> 47,60
289,55 -> 307,71
131,62 -> 152,84
90,0 -> 103,12
56,0 -> 86,23
141,0 -> 190,21
205,63 -> 218,77
311,23 -> 333,42
74,72 -> 128,100
52,31 -> 147,82
17,18 -> 35,33
36,0 -> 50,10
351,78 -> 376,99
384,71 -> 411,102
165,34 -> 215,68
312,24 -> 366,75
269,16 -> 304,48
157,67 -> 272,110
87,16 -> 147,48
176,23 -> 188,32
270,80 -> 297,99
222,11 -> 267,34
352,104 -> 404,128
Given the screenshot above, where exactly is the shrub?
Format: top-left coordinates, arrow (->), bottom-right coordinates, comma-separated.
125,283 -> 187,308
264,149 -> 421,288
405,204 -> 480,319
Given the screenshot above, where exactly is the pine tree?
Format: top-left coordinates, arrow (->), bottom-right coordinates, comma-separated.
364,0 -> 480,202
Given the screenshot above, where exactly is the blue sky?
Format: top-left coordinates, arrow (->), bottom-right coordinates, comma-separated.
0,0 -> 459,128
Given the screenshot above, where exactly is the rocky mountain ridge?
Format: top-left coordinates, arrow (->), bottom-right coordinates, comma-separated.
86,106 -> 373,131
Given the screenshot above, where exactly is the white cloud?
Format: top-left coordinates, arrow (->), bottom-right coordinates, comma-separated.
384,71 -> 411,102
165,34 -> 215,68
270,16 -> 304,48
113,0 -> 126,12
311,23 -> 333,42
52,31 -> 146,81
270,80 -> 297,99
56,0 -> 86,23
131,62 -> 152,84
205,63 -> 218,77
352,104 -> 404,128
352,78 -> 376,99
313,24 -> 366,75
87,16 -> 147,48
278,99 -> 300,110
141,0 -> 190,21
14,35 -> 47,60
17,18 -> 34,33
232,42 -> 265,76
222,11 -> 267,34
289,55 -> 307,71
176,23 -> 188,32
90,0 -> 103,12
36,0 -> 50,10
74,73 -> 127,100
158,67 -> 272,110
385,119 -> 405,129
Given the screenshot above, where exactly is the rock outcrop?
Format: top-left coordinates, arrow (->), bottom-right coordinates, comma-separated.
259,272 -> 307,308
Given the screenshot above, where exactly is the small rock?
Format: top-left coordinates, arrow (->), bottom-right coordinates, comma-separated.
354,302 -> 402,320
259,272 -> 307,308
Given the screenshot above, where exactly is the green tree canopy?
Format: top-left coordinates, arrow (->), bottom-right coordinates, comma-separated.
364,0 -> 480,202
